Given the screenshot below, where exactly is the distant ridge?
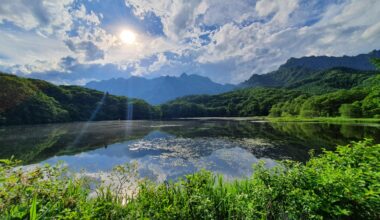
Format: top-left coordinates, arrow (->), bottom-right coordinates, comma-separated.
86,73 -> 235,105
241,50 -> 380,88
280,50 -> 380,71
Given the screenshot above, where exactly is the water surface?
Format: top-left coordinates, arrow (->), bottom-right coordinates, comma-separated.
1,120 -> 379,181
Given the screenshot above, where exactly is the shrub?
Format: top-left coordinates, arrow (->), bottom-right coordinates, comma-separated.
339,101 -> 362,118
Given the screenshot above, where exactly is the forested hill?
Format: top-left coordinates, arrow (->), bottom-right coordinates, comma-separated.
241,50 -> 380,88
0,73 -> 159,125
284,67 -> 377,93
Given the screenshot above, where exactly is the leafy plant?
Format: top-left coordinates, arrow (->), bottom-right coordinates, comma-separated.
29,196 -> 37,220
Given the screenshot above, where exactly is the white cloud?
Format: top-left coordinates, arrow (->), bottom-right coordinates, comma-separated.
65,40 -> 105,61
0,0 -> 74,38
125,0 -> 202,40
0,0 -> 116,73
255,0 -> 299,24
124,0 -> 257,42
294,0 -> 380,56
147,53 -> 170,73
0,0 -> 42,30
72,4 -> 101,25
105,33 -> 183,68
0,28 -> 70,73
362,22 -> 380,40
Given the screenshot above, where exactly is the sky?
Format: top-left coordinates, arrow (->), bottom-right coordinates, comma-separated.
0,0 -> 379,85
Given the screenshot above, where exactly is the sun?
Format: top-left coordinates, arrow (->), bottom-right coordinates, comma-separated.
120,30 -> 136,44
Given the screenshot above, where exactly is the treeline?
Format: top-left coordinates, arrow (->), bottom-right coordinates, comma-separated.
0,73 -> 159,125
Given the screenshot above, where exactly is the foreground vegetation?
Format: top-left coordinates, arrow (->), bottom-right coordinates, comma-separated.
1,140 -> 379,219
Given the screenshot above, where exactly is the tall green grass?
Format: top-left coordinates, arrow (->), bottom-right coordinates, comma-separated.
1,140 -> 379,219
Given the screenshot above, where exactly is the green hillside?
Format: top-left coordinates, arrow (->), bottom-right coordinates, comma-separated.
241,67 -> 316,88
286,67 -> 377,93
241,67 -> 376,92
0,73 -> 159,125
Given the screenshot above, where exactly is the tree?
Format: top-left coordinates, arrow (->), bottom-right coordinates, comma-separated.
371,58 -> 380,70
339,102 -> 362,118
361,89 -> 380,117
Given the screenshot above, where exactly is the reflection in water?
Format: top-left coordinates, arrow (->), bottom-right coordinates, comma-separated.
0,120 -> 379,181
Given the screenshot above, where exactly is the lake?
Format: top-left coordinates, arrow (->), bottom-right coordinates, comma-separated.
1,120 -> 379,181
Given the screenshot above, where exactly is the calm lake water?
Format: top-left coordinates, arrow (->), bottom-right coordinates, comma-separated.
1,120 -> 379,181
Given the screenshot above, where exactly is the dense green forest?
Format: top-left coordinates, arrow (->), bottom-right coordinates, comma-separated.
0,73 -> 159,125
1,140 -> 378,219
161,62 -> 380,119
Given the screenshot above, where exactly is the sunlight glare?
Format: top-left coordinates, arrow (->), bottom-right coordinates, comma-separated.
120,30 -> 137,44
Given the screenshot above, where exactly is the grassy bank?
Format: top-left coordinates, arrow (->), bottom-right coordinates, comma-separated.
1,140 -> 379,219
266,116 -> 380,124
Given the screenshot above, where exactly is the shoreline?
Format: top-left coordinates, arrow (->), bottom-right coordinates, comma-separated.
177,116 -> 380,124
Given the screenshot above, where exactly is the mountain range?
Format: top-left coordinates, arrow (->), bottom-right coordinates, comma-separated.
86,73 -> 235,105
